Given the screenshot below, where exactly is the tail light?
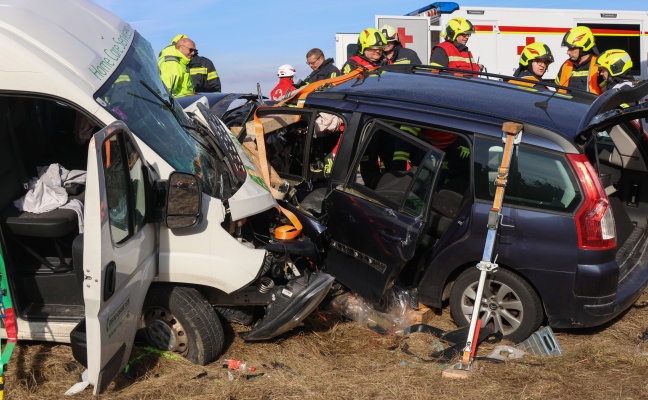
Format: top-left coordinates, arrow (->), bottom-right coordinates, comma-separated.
568,154 -> 616,250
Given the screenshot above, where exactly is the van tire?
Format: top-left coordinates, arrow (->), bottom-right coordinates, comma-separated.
140,285 -> 224,365
449,267 -> 543,343
214,306 -> 256,325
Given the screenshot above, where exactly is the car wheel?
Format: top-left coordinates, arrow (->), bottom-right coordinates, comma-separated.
140,285 -> 224,365
449,267 -> 543,343
214,306 -> 257,325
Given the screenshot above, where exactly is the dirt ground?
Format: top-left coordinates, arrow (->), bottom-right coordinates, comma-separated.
5,289 -> 648,400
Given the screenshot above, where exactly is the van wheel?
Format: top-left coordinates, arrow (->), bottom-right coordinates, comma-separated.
140,285 -> 224,365
449,267 -> 543,343
214,306 -> 256,325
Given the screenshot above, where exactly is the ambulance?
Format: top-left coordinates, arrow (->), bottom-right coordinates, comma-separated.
335,2 -> 648,81
0,0 -> 332,394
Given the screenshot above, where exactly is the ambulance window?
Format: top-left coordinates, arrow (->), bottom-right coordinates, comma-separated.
102,132 -> 146,244
582,23 -> 641,76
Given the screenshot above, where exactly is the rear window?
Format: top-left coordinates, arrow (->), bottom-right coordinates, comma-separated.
474,136 -> 582,213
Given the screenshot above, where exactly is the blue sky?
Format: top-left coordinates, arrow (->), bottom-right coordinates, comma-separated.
93,0 -> 642,94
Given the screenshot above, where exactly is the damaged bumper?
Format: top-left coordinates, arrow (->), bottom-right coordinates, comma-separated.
240,271 -> 334,341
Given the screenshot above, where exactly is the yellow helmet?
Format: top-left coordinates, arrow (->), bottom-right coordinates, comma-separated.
443,18 -> 475,41
380,24 -> 399,42
561,26 -> 596,52
357,28 -> 387,54
596,49 -> 633,76
519,42 -> 554,67
171,34 -> 187,45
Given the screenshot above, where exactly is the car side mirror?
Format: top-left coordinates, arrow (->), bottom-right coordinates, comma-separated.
166,172 -> 202,229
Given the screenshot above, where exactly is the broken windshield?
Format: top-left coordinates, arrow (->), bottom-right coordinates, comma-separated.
93,31 -> 224,196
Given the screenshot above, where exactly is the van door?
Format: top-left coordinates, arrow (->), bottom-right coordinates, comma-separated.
83,121 -> 158,394
324,120 -> 444,303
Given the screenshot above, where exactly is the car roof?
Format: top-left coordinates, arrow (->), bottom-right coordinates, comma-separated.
304,69 -> 597,140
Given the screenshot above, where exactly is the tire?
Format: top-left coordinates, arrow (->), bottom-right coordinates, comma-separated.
140,285 -> 224,365
214,306 -> 256,325
449,267 -> 544,343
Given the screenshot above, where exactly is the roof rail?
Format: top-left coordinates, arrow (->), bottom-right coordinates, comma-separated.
379,64 -> 597,101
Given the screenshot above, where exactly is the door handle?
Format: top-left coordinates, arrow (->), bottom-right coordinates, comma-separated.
378,229 -> 403,243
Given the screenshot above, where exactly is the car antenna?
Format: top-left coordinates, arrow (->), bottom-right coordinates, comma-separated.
257,83 -> 266,106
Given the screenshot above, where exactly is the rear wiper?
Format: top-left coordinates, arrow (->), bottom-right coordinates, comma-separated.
138,80 -> 192,129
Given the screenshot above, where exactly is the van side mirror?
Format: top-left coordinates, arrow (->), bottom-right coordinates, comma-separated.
166,172 -> 202,229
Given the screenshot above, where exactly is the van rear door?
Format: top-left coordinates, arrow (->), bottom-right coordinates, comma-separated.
83,121 -> 158,394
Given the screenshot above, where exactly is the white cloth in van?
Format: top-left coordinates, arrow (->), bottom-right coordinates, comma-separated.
13,163 -> 86,233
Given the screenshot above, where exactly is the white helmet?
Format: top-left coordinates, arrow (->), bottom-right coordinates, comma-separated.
277,64 -> 296,77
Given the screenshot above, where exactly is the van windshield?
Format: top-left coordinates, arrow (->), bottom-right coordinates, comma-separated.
94,32 -> 222,195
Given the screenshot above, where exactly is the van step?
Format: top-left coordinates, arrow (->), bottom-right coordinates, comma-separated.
22,303 -> 84,320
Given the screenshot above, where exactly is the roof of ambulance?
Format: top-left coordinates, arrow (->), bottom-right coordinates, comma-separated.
0,0 -> 133,94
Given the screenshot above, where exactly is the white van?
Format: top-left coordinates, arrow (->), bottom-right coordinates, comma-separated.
0,0 -> 333,393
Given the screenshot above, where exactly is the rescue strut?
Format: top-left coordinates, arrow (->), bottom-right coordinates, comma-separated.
450,121 -> 523,375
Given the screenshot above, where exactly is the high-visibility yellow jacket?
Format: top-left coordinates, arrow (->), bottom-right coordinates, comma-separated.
158,46 -> 195,97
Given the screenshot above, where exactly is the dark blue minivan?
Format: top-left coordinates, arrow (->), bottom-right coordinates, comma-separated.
214,66 -> 648,342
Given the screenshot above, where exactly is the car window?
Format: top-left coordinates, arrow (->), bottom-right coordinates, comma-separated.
474,136 -> 581,213
347,121 -> 442,217
102,132 -> 146,244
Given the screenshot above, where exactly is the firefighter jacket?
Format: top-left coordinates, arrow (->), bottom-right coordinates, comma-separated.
508,69 -> 548,89
429,40 -> 480,72
303,58 -> 340,85
341,54 -> 391,74
188,55 -> 221,93
387,44 -> 422,65
270,78 -> 297,101
158,46 -> 195,97
554,55 -> 602,94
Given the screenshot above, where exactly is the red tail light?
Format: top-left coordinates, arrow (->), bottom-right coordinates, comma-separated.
568,154 -> 616,250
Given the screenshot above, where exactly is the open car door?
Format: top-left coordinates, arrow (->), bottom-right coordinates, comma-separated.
324,120 -> 445,303
83,121 -> 158,394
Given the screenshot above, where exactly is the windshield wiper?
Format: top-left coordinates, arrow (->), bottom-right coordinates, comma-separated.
138,80 -> 193,129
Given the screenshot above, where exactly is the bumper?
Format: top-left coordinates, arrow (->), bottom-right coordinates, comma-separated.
552,240 -> 648,328
240,271 -> 334,341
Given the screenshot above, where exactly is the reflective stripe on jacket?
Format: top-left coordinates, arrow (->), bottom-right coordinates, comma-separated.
555,55 -> 602,94
188,55 -> 221,93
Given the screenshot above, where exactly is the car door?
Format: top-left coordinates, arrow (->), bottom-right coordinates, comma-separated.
83,121 -> 157,394
324,120 -> 444,303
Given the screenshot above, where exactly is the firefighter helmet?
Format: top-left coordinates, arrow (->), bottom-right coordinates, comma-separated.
171,34 -> 187,45
561,26 -> 596,52
596,49 -> 633,77
357,28 -> 387,54
519,42 -> 554,67
277,64 -> 296,78
443,18 -> 475,41
380,24 -> 399,43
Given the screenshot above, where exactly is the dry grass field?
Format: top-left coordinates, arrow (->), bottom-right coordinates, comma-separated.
5,288 -> 648,400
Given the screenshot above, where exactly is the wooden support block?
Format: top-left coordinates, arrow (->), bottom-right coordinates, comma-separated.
406,304 -> 436,325
442,363 -> 473,379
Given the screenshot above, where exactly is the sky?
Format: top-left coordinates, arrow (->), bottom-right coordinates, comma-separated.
93,0 -> 643,95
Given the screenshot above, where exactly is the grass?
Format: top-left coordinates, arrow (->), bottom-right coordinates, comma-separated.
5,289 -> 648,400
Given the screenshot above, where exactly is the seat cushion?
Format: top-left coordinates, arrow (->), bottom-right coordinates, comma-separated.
6,208 -> 77,237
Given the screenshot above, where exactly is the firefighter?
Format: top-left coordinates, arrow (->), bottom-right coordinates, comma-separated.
270,64 -> 297,101
555,26 -> 602,94
380,24 -> 422,65
596,49 -> 637,92
299,48 -> 340,86
188,50 -> 221,93
429,17 -> 480,72
341,28 -> 391,74
509,42 -> 554,89
158,36 -> 196,97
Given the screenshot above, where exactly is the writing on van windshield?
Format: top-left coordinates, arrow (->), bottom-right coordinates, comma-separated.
88,25 -> 133,81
